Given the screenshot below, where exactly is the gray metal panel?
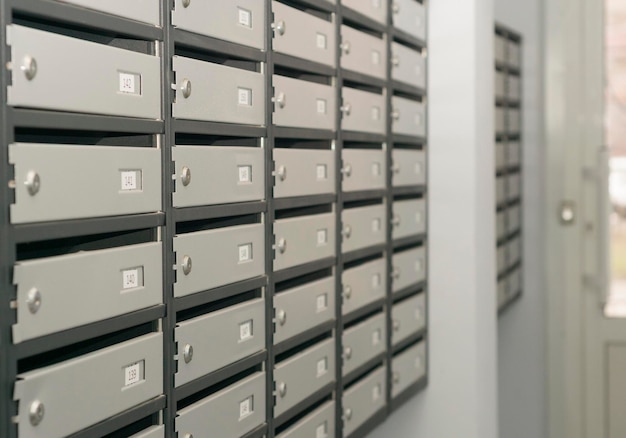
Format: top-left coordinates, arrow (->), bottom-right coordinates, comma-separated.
391,0 -> 425,41
342,366 -> 386,437
495,107 -> 506,133
391,341 -> 426,398
276,401 -> 336,438
508,75 -> 521,101
341,258 -> 386,315
391,96 -> 425,137
175,299 -> 265,387
341,149 -> 387,192
14,333 -> 163,438
497,245 -> 507,274
176,372 -> 266,438
341,87 -> 386,135
57,0 -> 161,25
340,26 -> 386,80
507,173 -> 521,200
392,198 -> 426,240
495,141 -> 506,170
9,144 -> 161,224
495,34 -> 507,64
391,246 -> 426,293
273,275 -> 335,344
173,146 -> 265,208
392,149 -> 426,187
172,0 -> 265,50
391,41 -> 426,89
272,75 -> 336,130
495,70 -> 506,99
508,141 -> 521,167
273,213 -> 336,271
496,175 -> 506,205
507,108 -> 521,134
507,204 -> 521,234
274,338 -> 335,417
12,242 -> 162,343
341,204 -> 386,253
342,313 -> 386,376
496,210 -> 507,240
391,293 -> 426,346
342,0 -> 387,24
271,1 -> 336,67
173,56 -> 265,125
7,25 -> 161,119
273,149 -> 336,198
130,425 -> 165,438
507,41 -> 521,69
174,223 -> 265,298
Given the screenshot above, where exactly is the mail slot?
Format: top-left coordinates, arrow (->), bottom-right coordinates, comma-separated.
340,25 -> 386,80
14,333 -> 163,438
342,0 -> 387,24
391,293 -> 426,345
274,275 -> 335,345
273,75 -> 336,130
392,0 -> 426,41
342,87 -> 386,135
392,246 -> 426,293
8,25 -> 161,119
342,366 -> 386,437
342,204 -> 387,253
274,338 -> 335,417
274,213 -> 336,271
10,143 -> 161,224
175,299 -> 265,387
342,149 -> 387,192
174,223 -> 265,298
177,372 -> 266,438
391,96 -> 426,138
272,1 -> 335,67
392,41 -> 426,89
342,258 -> 386,315
13,242 -> 162,343
391,341 -> 426,398
342,313 -> 386,376
392,198 -> 426,240
392,149 -> 426,187
57,0 -> 161,25
173,0 -> 265,50
273,149 -> 336,198
276,401 -> 335,438
173,146 -> 265,208
173,56 -> 265,125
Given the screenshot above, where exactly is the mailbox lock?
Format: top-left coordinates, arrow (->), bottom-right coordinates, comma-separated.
393,319 -> 401,332
393,372 -> 400,384
275,165 -> 287,181
184,435 -> 193,438
392,56 -> 400,67
341,41 -> 351,55
276,309 -> 287,326
273,92 -> 286,109
181,79 -> 192,99
272,20 -> 286,36
392,163 -> 401,174
181,166 -> 192,186
341,163 -> 352,178
343,284 -> 352,299
29,400 -> 44,426
22,56 -> 37,80
26,288 -> 42,314
392,267 -> 401,280
392,2 -> 400,13
277,238 -> 287,254
183,344 -> 194,364
181,0 -> 191,7
344,346 -> 352,360
342,225 -> 352,239
392,215 -> 401,227
25,171 -> 41,196
278,382 -> 287,398
340,103 -> 352,117
182,255 -> 193,275
392,109 -> 401,121
344,408 -> 353,421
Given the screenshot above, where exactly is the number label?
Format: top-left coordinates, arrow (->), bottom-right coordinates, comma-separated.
238,87 -> 252,106
316,163 -> 327,179
121,170 -> 142,191
316,293 -> 328,312
372,383 -> 381,401
316,99 -> 327,114
238,243 -> 253,263
372,328 -> 381,346
316,422 -> 328,438
238,8 -> 252,27
238,165 -> 252,183
122,267 -> 143,290
317,229 -> 328,245
316,33 -> 327,49
317,357 -> 328,377
239,396 -> 254,419
372,273 -> 381,288
118,72 -> 141,95
124,361 -> 144,387
239,320 -> 253,341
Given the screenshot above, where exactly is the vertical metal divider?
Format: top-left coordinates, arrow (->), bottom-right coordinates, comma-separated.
161,1 -> 177,436
265,1 -> 276,436
334,3 -> 345,438
423,0 -> 431,393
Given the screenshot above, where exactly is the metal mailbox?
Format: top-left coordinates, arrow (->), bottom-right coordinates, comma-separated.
8,25 -> 161,119
273,75 -> 336,130
174,223 -> 265,298
13,242 -> 162,343
274,338 -> 335,417
392,198 -> 426,240
276,401 -> 335,438
391,293 -> 426,346
341,204 -> 387,254
392,149 -> 426,187
173,0 -> 265,50
342,149 -> 386,192
341,87 -> 386,135
391,246 -> 426,293
273,149 -> 336,198
177,372 -> 266,438
342,0 -> 387,24
342,366 -> 386,437
391,0 -> 426,41
342,258 -> 386,316
10,143 -> 161,224
274,275 -> 335,345
175,299 -> 265,387
273,213 -> 336,271
391,341 -> 426,398
342,313 -> 386,376
340,25 -> 386,80
57,0 -> 160,25
173,56 -> 265,125
391,41 -> 426,89
14,333 -> 163,438
391,96 -> 426,138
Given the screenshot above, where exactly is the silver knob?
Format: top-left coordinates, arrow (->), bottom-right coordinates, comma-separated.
344,346 -> 352,360
342,163 -> 352,177
29,400 -> 44,426
341,41 -> 351,55
276,309 -> 287,326
393,372 -> 400,384
184,434 -> 194,438
275,165 -> 287,181
181,166 -> 192,186
277,238 -> 287,254
343,284 -> 352,299
392,267 -> 401,280
26,288 -> 41,314
344,408 -> 353,421
22,56 -> 37,80
392,109 -> 401,121
273,92 -> 286,109
181,79 -> 192,98
392,56 -> 400,67
278,382 -> 287,397
181,0 -> 191,7
342,225 -> 352,239
183,344 -> 193,363
182,255 -> 192,275
392,163 -> 401,174
393,319 -> 401,331
272,20 -> 286,35
341,103 -> 352,116
392,215 -> 401,227
392,2 -> 400,13
25,171 -> 40,196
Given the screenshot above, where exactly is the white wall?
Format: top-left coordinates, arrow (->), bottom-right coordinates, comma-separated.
494,0 -> 548,437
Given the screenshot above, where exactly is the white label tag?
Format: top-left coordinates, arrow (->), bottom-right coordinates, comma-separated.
415,211 -> 423,224
372,218 -> 381,232
317,357 -> 328,377
317,99 -> 327,114
121,170 -> 141,191
415,355 -> 423,369
415,305 -> 423,321
415,162 -> 423,175
372,162 -> 381,176
239,320 -> 253,341
317,229 -> 328,245
371,106 -> 381,121
372,383 -> 381,401
239,396 -> 254,419
372,328 -> 381,346
415,259 -> 424,272
238,243 -> 252,263
316,164 -> 327,179
124,361 -> 144,387
118,72 -> 140,95
372,273 -> 381,288
316,293 -> 328,312
316,422 -> 328,438
371,50 -> 380,65
238,165 -> 252,183
415,113 -> 423,126
238,8 -> 252,27
238,87 -> 252,106
316,33 -> 327,49
122,267 -> 143,290
415,63 -> 422,76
